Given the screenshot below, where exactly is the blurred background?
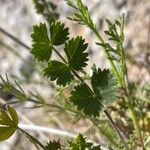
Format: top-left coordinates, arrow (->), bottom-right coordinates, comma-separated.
0,0 -> 150,149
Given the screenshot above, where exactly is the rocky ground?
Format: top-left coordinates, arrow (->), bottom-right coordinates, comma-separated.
0,0 -> 150,149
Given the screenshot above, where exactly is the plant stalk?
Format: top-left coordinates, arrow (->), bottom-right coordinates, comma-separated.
128,106 -> 145,149
91,118 -> 118,147
118,15 -> 144,149
0,27 -> 30,50
52,47 -> 67,63
92,28 -> 123,87
104,110 -> 130,150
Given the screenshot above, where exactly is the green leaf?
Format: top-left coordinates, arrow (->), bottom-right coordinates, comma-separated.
96,18 -> 124,64
67,0 -> 95,29
31,21 -> 69,62
50,21 -> 69,46
70,67 -> 119,117
0,106 -> 18,141
45,140 -> 61,150
43,60 -> 74,86
70,84 -> 102,117
91,67 -> 119,106
64,36 -> 88,71
31,23 -> 52,62
68,133 -> 101,150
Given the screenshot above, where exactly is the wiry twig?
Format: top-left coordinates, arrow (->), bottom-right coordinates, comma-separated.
104,110 -> 130,150
0,27 -> 30,50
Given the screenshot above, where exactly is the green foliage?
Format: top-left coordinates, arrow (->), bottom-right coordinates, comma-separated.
70,67 -> 118,117
44,61 -> 74,86
31,21 -> 69,62
70,83 -> 102,117
64,36 -> 88,71
31,23 -> 52,62
45,140 -> 61,150
68,134 -> 101,150
67,0 -> 124,87
31,22 -> 88,85
97,17 -> 124,65
0,106 -> 18,141
105,19 -> 123,42
0,0 -> 148,149
91,67 -> 119,106
50,21 -> 69,46
67,0 -> 95,30
0,75 -> 27,101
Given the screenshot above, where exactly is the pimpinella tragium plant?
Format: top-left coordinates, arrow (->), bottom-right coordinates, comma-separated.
0,0 -> 149,149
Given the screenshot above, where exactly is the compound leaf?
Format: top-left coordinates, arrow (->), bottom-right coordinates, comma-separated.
31,23 -> 52,62
31,21 -> 69,62
0,106 -> 18,141
64,36 -> 88,71
43,60 -> 74,86
45,140 -> 61,150
91,67 -> 119,106
50,21 -> 69,46
70,84 -> 102,117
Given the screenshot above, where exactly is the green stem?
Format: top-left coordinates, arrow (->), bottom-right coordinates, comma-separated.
120,14 -> 127,89
128,105 -> 145,149
92,27 -> 123,87
122,53 -> 145,149
122,46 -> 145,149
119,15 -> 144,149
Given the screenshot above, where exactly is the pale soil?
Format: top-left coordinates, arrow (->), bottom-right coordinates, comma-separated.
0,0 -> 150,149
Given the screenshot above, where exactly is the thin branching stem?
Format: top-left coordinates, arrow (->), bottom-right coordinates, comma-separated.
119,15 -> 145,149
91,27 -> 123,87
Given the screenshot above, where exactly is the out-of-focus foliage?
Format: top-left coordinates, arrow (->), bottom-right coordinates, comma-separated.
0,106 -> 18,141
